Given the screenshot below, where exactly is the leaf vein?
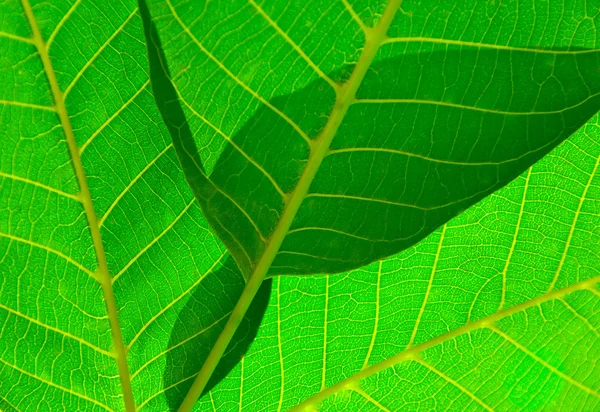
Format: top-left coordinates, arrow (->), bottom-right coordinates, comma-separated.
287,226 -> 414,243
547,151 -> 600,291
79,79 -> 150,155
490,325 -> 600,399
177,1 -> 405,405
499,168 -> 531,310
126,251 -> 227,352
341,0 -> 369,33
352,387 -> 391,412
384,36 -> 600,55
63,7 -> 139,99
164,0 -> 312,145
130,311 -> 229,382
407,225 -> 446,348
557,297 -> 600,338
305,192 -> 467,210
0,30 -> 34,44
0,302 -> 114,357
0,358 -> 112,410
46,0 -> 83,50
0,171 -> 80,201
290,276 -> 600,410
417,359 -> 493,411
354,93 -> 600,115
99,144 -> 173,228
363,261 -> 382,369
328,146 -> 534,166
0,99 -> 55,111
112,198 -> 197,284
182,141 -> 268,243
0,232 -> 96,278
177,89 -> 286,197
248,0 -> 338,90
21,0 -> 135,407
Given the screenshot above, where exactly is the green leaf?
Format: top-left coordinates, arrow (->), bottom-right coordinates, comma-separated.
144,0 -> 600,407
0,0 -> 268,410
3,0 -> 600,411
147,0 -> 600,279
199,113 -> 600,411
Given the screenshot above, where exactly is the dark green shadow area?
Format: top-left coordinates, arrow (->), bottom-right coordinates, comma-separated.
138,1 -> 272,408
142,26 -> 600,277
160,256 -> 272,410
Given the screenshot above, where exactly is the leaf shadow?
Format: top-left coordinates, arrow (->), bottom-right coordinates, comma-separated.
150,35 -> 600,276
161,255 -> 272,410
138,1 -> 272,408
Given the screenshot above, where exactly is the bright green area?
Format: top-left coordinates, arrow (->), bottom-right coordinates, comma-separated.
0,0 -> 249,410
1,0 -> 600,412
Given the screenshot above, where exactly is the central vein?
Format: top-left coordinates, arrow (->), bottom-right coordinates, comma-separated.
21,0 -> 135,410
178,0 -> 404,410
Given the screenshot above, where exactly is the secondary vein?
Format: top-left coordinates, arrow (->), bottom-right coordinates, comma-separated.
290,274 -> 600,411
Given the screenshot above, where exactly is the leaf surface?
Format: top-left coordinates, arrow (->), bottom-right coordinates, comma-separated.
147,0 -> 600,278
0,0 -> 263,410
197,113 -> 600,412
2,0 -> 600,411
143,0 -> 600,409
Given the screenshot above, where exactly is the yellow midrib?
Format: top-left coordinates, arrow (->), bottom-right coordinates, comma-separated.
177,0 -> 404,410
290,274 -> 600,411
20,1 -> 135,410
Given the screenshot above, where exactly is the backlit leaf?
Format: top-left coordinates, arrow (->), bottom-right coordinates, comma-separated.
2,0 -> 600,411
142,0 -> 600,409
198,113 -> 600,412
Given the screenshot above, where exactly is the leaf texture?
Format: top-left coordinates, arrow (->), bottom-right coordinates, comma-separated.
197,113 -> 600,412
0,0 -> 259,410
147,0 -> 600,278
2,0 -> 600,411
143,0 -> 600,409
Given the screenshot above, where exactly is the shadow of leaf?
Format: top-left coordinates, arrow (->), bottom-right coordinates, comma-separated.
160,256 -> 272,410
155,39 -> 600,276
137,1 -> 272,407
